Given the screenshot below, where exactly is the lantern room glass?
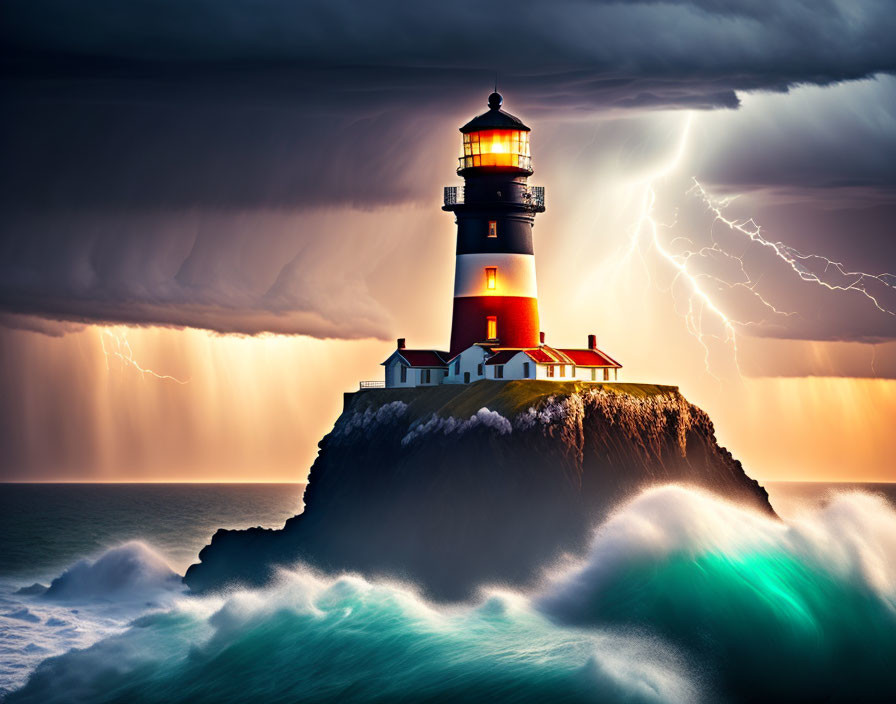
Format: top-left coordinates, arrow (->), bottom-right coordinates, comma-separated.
459,130 -> 531,170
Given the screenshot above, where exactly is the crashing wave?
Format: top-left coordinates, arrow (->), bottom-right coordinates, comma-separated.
8,487 -> 896,703
43,541 -> 183,602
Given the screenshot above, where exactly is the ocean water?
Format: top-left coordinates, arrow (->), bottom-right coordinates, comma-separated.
0,483 -> 306,579
0,483 -> 305,697
0,482 -> 894,703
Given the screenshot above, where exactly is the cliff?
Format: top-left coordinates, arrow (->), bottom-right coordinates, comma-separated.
184,380 -> 773,599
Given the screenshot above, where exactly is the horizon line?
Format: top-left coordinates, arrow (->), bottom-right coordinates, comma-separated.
1,479 -> 894,485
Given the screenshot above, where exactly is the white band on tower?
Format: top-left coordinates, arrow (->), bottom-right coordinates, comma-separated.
453,252 -> 538,299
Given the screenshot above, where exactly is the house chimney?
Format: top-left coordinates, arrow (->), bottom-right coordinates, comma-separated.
588,334 -> 597,350
539,331 -> 545,345
397,338 -> 406,350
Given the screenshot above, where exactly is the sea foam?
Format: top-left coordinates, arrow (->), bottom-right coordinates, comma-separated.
6,487 -> 896,703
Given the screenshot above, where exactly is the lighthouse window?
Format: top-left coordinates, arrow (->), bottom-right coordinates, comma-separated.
488,221 -> 497,238
485,267 -> 497,290
486,316 -> 497,340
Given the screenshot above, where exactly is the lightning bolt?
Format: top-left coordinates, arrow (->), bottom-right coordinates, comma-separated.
622,112 -> 896,380
688,179 -> 896,317
626,113 -> 751,379
100,328 -> 190,384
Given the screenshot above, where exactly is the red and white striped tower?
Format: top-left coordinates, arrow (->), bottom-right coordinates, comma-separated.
442,92 -> 545,358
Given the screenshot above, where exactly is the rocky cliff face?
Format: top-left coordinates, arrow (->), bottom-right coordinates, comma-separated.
184,380 -> 773,599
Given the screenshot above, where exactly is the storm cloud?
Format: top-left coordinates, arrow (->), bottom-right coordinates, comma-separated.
1,0 -> 895,340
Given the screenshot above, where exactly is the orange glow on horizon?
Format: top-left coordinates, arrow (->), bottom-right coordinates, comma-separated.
3,321 -> 895,483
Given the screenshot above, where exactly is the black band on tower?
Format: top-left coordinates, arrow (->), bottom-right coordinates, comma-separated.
455,214 -> 535,255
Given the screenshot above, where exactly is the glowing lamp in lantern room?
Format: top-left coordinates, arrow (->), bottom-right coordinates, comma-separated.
458,93 -> 532,173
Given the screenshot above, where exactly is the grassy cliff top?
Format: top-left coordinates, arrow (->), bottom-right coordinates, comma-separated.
347,380 -> 679,423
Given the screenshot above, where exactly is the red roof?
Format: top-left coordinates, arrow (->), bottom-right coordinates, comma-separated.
396,350 -> 449,368
523,345 -> 571,365
385,344 -> 621,370
557,348 -> 622,368
480,345 -> 621,367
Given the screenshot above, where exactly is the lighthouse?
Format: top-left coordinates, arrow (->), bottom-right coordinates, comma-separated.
443,91 -> 544,357
379,92 -> 622,388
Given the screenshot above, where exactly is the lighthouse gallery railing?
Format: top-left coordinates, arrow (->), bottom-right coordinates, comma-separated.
443,186 -> 544,209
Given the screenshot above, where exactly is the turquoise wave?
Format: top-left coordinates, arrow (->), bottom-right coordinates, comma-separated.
8,486 -> 896,704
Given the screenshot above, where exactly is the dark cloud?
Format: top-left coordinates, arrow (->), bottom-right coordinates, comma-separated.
695,76 -> 896,194
1,0 -> 895,339
0,208 -> 399,338
3,0 -> 896,105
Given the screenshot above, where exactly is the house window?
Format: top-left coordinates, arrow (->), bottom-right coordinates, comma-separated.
477,363 -> 483,376
487,316 -> 497,340
400,365 -> 407,383
571,366 -> 576,376
604,368 -> 610,381
494,365 -> 504,379
488,220 -> 497,238
455,359 -> 460,375
421,369 -> 431,384
546,365 -> 555,378
523,362 -> 530,378
559,365 -> 566,378
591,368 -> 597,381
485,267 -> 497,290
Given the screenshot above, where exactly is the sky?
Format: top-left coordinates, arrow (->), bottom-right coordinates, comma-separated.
1,0 -> 894,482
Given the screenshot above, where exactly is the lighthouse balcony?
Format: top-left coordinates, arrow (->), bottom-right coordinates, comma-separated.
443,185 -> 545,211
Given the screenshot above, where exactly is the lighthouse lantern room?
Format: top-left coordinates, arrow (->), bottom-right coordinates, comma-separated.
380,92 -> 621,389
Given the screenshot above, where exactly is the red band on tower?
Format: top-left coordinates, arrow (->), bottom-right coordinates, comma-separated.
449,297 -> 540,357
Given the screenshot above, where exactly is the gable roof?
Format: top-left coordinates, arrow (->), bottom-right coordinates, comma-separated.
556,348 -> 622,368
517,345 -> 622,368
381,349 -> 449,368
445,343 -> 494,365
523,345 -> 572,365
483,349 -> 525,366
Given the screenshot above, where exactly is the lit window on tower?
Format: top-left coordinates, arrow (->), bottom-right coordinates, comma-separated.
488,221 -> 497,238
486,316 -> 497,340
485,267 -> 497,290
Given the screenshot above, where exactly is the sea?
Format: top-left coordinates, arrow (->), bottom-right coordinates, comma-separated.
0,481 -> 894,703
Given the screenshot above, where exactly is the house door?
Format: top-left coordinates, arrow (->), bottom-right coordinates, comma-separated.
464,372 -> 470,383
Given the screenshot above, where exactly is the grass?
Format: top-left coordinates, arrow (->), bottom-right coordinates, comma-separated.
348,380 -> 679,422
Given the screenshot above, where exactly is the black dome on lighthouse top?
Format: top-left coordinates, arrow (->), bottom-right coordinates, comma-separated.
460,92 -> 531,133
